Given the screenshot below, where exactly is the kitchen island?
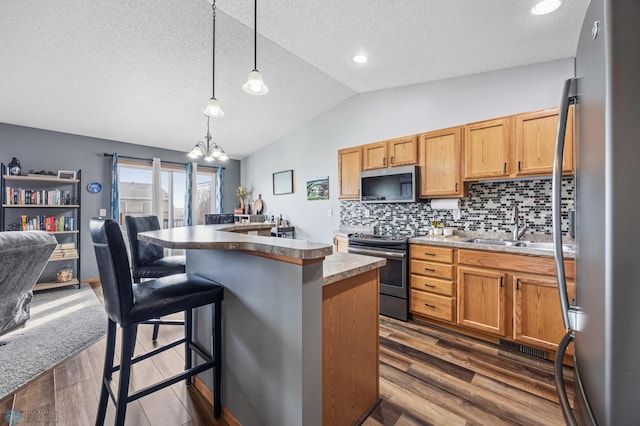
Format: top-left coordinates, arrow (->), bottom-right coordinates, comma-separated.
139,224 -> 384,425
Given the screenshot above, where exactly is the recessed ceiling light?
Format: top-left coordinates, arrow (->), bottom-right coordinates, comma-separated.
531,0 -> 562,15
352,55 -> 368,64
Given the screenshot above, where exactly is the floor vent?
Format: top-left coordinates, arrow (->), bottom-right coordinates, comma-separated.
498,339 -> 547,359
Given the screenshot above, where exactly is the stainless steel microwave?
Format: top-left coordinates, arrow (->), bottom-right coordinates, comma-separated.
360,165 -> 417,203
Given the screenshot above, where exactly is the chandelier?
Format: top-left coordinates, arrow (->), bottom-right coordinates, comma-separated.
188,116 -> 228,162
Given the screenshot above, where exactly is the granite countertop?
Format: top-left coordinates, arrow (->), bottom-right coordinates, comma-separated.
322,252 -> 386,286
409,234 -> 576,259
139,224 -> 333,260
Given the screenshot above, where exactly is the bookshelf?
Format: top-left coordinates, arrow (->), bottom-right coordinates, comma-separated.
1,165 -> 81,290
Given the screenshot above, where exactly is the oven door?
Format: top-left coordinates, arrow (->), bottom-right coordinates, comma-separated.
347,246 -> 407,298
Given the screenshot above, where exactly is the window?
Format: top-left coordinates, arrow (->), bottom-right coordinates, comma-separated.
195,169 -> 218,225
116,160 -> 217,227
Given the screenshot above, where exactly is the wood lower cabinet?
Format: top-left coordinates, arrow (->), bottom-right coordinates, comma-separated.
362,136 -> 418,170
338,146 -> 362,199
464,117 -> 513,180
513,274 -> 575,353
457,248 -> 575,358
457,266 -> 506,336
409,245 -> 456,323
409,244 -> 575,363
418,126 -> 465,198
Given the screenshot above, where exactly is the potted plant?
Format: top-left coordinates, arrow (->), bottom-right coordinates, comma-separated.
236,185 -> 252,214
431,221 -> 443,235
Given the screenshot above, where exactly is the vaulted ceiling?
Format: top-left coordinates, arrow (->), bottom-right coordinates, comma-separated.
0,0 -> 589,159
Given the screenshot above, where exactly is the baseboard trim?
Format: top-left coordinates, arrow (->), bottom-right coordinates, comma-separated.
192,376 -> 240,426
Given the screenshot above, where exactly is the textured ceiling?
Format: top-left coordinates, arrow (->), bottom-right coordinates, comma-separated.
0,0 -> 588,159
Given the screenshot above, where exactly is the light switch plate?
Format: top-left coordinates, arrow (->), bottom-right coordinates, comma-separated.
328,209 -> 333,217
99,208 -> 107,217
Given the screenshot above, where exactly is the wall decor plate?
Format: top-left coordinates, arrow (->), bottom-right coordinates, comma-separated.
87,182 -> 102,193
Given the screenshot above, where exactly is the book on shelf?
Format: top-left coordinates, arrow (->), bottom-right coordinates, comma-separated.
19,215 -> 75,231
4,187 -> 71,206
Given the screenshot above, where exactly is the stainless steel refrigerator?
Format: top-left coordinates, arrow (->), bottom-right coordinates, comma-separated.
552,0 -> 640,424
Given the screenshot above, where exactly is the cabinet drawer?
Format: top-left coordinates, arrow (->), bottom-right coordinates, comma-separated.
410,275 -> 454,297
410,290 -> 454,322
410,259 -> 454,280
410,245 -> 453,263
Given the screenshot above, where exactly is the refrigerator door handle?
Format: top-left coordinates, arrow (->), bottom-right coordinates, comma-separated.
553,77 -> 577,331
555,331 -> 578,426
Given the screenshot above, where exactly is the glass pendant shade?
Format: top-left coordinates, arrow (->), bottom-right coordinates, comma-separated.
203,97 -> 224,117
243,70 -> 269,95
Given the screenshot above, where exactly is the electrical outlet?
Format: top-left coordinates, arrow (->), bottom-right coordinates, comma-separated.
99,208 -> 107,217
328,209 -> 333,217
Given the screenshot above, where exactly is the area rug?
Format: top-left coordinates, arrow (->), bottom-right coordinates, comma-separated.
0,284 -> 107,399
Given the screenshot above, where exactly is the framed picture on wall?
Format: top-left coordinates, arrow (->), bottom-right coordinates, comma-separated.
273,170 -> 293,195
306,176 -> 329,200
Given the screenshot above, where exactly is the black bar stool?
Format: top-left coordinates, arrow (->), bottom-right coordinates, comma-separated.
125,215 -> 186,341
90,218 -> 223,425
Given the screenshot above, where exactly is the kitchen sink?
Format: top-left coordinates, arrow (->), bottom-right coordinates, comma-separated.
467,238 -> 522,246
514,241 -> 575,252
463,238 -> 575,252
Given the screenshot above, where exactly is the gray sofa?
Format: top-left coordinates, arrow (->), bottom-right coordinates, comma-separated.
0,231 -> 57,336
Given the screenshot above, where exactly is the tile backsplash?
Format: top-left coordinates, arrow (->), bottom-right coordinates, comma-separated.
340,177 -> 574,237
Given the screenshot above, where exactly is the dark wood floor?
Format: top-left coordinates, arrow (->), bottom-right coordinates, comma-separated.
1,284 -> 573,425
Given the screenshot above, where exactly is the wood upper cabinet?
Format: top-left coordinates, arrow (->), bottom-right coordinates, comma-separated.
362,136 -> 417,170
513,274 -> 575,353
418,126 -> 465,198
464,117 -> 513,180
514,106 -> 574,176
338,146 -> 362,199
457,266 -> 506,336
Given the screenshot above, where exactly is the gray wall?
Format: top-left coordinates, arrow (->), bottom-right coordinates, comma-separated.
241,58 -> 575,243
0,123 -> 241,279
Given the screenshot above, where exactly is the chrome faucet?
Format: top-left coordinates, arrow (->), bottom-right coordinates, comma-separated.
511,205 -> 528,240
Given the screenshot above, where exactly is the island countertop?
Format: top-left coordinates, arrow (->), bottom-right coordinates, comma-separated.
138,224 -> 333,261
323,252 -> 386,286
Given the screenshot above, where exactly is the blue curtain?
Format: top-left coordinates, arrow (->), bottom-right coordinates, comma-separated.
216,167 -> 223,213
185,162 -> 193,226
110,153 -> 119,221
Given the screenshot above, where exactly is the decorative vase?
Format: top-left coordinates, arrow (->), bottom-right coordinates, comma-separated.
7,157 -> 21,176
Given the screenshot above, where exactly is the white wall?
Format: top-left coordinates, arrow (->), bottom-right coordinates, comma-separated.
242,58 -> 574,243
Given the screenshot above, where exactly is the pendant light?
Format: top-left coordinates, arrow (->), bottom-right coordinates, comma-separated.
188,116 -> 229,162
203,0 -> 224,117
242,0 -> 269,95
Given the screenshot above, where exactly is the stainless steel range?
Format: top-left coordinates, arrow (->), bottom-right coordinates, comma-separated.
348,233 -> 409,321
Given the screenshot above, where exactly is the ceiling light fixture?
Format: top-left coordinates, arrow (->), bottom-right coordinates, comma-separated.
203,0 -> 224,117
352,55 -> 368,64
188,116 -> 229,162
242,0 -> 268,95
531,0 -> 562,15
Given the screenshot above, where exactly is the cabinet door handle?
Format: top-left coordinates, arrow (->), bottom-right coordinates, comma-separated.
517,161 -> 521,172
424,303 -> 436,309
422,252 -> 436,256
503,162 -> 507,173
455,183 -> 458,192
424,268 -> 435,272
424,283 -> 436,288
391,156 -> 394,164
515,279 -> 520,290
499,276 -> 504,288
383,158 -> 386,166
